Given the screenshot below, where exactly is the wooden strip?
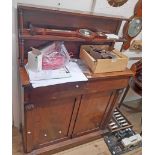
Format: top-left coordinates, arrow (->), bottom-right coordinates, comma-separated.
24,103 -> 35,152
25,130 -> 105,155
19,66 -> 30,86
20,34 -> 126,43
19,39 -> 25,66
67,96 -> 82,136
87,69 -> 133,80
100,91 -> 116,128
101,90 -> 120,129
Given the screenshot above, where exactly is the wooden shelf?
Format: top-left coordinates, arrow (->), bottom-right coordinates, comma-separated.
19,34 -> 126,43
18,3 -> 128,66
18,3 -> 130,21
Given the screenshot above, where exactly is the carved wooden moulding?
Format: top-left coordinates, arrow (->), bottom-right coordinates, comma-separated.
107,0 -> 128,7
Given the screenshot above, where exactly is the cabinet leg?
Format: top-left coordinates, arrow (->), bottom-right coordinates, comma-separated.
118,85 -> 130,108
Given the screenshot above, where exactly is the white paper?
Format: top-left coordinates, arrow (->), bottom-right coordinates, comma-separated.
105,34 -> 119,39
25,65 -> 71,81
27,62 -> 88,88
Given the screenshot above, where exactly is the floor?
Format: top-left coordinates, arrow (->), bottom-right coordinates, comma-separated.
13,101 -> 142,155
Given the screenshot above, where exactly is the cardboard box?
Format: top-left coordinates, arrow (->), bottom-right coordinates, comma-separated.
80,45 -> 128,73
28,48 -> 42,72
130,40 -> 142,51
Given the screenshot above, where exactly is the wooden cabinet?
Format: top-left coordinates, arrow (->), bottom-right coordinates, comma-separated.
17,4 -> 133,155
22,76 -> 132,154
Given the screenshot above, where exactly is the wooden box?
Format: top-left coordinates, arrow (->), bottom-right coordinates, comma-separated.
80,45 -> 128,73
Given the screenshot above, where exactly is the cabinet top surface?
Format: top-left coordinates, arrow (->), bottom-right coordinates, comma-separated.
19,66 -> 133,87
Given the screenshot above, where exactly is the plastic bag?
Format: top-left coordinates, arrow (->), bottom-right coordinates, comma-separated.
41,41 -> 70,70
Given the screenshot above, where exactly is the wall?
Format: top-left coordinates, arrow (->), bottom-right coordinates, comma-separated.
12,1 -> 20,127
12,0 -> 141,128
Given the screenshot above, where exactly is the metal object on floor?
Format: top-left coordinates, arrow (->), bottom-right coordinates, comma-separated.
108,108 -> 133,133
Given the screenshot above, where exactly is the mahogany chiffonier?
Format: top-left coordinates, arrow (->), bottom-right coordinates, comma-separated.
17,4 -> 133,155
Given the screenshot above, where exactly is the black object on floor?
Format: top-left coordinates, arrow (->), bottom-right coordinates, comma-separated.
104,128 -> 142,155
105,108 -> 142,155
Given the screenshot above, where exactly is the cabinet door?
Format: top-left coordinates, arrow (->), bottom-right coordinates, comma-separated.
32,97 -> 76,147
72,91 -> 114,136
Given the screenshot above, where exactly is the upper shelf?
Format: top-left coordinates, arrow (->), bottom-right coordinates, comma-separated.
18,3 -> 130,21
18,4 -> 129,40
19,34 -> 126,43
18,4 -> 129,65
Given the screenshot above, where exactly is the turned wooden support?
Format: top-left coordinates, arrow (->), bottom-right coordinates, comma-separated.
19,39 -> 25,66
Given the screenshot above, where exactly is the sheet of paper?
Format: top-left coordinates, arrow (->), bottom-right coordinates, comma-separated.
25,64 -> 71,81
28,62 -> 88,88
70,58 -> 91,74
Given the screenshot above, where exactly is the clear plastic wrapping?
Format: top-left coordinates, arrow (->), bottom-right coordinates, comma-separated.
41,41 -> 70,70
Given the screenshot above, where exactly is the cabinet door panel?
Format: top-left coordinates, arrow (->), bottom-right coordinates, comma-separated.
33,97 -> 76,147
73,91 -> 113,136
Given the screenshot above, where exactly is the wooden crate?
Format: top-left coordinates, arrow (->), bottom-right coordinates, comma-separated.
80,45 -> 128,73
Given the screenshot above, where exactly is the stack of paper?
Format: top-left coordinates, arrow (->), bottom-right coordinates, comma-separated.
25,62 -> 88,88
25,65 -> 71,81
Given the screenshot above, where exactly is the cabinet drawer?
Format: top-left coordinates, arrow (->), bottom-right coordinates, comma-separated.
30,82 -> 85,103
85,78 -> 129,93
